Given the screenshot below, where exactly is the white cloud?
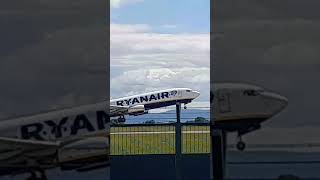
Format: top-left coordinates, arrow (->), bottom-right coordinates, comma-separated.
110,24 -> 151,34
111,23 -> 210,101
218,19 -> 320,65
262,41 -> 320,64
111,23 -> 210,68
161,24 -> 178,29
110,0 -> 144,8
111,67 -> 210,101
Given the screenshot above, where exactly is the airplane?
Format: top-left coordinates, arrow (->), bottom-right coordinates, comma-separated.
211,82 -> 288,151
0,88 -> 200,180
111,88 -> 200,122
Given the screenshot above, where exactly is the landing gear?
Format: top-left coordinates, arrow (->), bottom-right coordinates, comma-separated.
118,115 -> 126,123
26,169 -> 47,180
236,135 -> 246,151
234,124 -> 261,151
236,140 -> 246,151
184,105 -> 187,110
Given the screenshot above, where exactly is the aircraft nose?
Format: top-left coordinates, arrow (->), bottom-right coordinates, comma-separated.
261,91 -> 288,113
192,91 -> 200,99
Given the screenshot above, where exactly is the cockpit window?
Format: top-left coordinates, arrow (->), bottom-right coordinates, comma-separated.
243,89 -> 261,96
171,90 -> 178,96
186,90 -> 191,92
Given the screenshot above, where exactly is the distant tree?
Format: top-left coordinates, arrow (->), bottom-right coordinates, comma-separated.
144,120 -> 155,124
185,117 -> 208,123
185,120 -> 194,123
194,117 -> 208,122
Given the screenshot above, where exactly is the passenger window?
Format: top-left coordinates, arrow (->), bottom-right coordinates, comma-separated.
186,90 -> 191,92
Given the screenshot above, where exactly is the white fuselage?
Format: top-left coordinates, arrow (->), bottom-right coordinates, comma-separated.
212,82 -> 288,131
0,102 -> 110,141
111,88 -> 200,110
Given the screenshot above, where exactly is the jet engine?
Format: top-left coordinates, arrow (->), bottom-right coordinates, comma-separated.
133,111 -> 148,116
128,105 -> 145,115
58,136 -> 110,171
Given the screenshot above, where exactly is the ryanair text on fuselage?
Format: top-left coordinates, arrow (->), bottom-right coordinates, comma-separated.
115,90 -> 177,106
19,111 -> 109,141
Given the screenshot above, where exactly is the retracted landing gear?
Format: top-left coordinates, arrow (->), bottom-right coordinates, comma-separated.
26,169 -> 47,180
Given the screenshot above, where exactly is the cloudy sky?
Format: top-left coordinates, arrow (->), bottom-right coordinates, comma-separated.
212,0 -> 320,157
0,0 -> 108,118
110,0 -> 210,105
213,0 -> 320,129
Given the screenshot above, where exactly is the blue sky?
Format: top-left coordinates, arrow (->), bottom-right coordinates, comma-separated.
110,0 -> 210,107
111,0 -> 210,34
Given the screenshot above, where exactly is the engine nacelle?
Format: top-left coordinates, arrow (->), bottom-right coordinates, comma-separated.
133,111 -> 148,116
58,136 -> 109,170
128,105 -> 145,115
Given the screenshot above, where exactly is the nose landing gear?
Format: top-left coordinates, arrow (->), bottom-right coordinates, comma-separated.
236,136 -> 246,151
183,102 -> 190,110
236,140 -> 246,151
235,124 -> 261,151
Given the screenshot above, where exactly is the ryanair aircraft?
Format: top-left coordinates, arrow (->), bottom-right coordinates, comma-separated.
212,82 -> 288,151
111,88 -> 200,122
0,88 -> 200,180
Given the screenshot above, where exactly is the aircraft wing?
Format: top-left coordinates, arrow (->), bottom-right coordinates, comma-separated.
0,137 -> 60,161
110,105 -> 129,117
110,105 -> 145,117
0,137 -> 59,148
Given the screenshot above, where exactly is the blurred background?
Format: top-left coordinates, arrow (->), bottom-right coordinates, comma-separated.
0,0 -> 109,179
213,0 -> 320,178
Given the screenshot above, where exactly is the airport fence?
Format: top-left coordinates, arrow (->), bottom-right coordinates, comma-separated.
110,123 -> 210,155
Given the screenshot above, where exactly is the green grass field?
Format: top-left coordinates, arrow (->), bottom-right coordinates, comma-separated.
110,125 -> 210,155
